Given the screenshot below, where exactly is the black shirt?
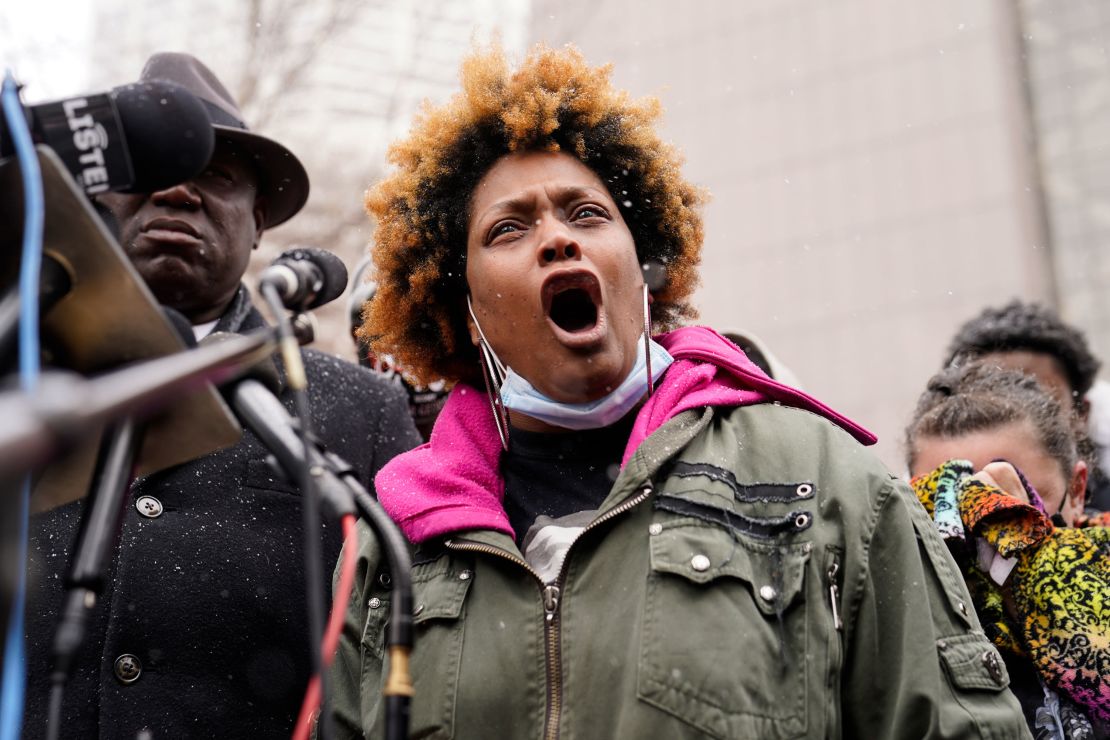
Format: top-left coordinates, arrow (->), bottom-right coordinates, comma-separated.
501,414 -> 635,545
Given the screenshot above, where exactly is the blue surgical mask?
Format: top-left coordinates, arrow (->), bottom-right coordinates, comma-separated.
499,334 -> 673,430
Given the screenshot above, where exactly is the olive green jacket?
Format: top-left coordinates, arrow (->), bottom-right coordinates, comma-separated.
330,403 -> 1030,739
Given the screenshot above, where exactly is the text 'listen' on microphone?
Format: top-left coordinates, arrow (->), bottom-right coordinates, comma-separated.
0,80 -> 214,195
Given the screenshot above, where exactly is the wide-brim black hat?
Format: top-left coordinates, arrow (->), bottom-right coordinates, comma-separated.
139,52 -> 309,229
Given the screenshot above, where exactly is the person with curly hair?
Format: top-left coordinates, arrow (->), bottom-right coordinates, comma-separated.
945,300 -> 1110,510
907,362 -> 1110,738
330,44 -> 1029,739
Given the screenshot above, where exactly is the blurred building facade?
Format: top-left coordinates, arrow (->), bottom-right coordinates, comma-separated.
532,0 -> 1109,469
1020,0 -> 1110,364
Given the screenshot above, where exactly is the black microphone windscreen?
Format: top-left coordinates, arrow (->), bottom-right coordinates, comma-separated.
278,247 -> 349,309
111,81 -> 215,194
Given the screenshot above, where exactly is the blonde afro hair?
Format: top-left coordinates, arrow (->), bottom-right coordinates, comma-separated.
361,43 -> 706,385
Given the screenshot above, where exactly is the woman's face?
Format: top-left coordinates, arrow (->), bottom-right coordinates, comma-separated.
465,150 -> 645,416
910,420 -> 1087,525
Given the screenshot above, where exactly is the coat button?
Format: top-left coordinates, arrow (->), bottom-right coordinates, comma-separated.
759,585 -> 777,602
690,555 -> 711,572
135,496 -> 163,518
114,654 -> 142,684
648,523 -> 662,536
368,597 -> 382,610
458,570 -> 472,581
413,604 -> 425,617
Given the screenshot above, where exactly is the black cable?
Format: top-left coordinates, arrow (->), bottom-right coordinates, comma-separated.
343,481 -> 413,740
44,679 -> 63,740
45,418 -> 142,740
259,283 -> 332,740
225,378 -> 411,739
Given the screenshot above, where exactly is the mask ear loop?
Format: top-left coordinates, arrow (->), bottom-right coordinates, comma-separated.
467,295 -> 510,451
643,283 -> 654,398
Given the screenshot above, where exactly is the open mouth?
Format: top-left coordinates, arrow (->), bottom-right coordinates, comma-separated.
542,271 -> 603,342
550,287 -> 598,332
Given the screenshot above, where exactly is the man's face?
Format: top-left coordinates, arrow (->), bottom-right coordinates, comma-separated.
99,141 -> 265,323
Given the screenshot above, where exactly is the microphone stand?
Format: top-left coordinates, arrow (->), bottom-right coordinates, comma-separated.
4,315 -> 414,740
45,417 -> 143,740
227,379 -> 413,740
11,326 -> 281,737
0,328 -> 280,480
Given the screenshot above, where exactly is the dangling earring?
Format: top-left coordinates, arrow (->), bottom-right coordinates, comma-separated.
467,295 -> 510,451
643,283 -> 654,398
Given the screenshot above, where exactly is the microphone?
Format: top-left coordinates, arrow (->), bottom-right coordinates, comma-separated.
258,247 -> 348,311
0,80 -> 215,195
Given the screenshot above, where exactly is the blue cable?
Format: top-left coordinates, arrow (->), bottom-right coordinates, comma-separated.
1,69 -> 45,740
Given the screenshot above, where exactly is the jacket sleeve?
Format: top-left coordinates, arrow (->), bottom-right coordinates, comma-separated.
329,520 -> 386,740
841,478 -> 1031,739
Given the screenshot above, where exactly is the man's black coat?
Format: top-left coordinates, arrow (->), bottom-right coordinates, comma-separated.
24,287 -> 421,738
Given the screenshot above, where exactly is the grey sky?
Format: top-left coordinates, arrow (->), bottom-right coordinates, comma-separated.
0,1 -> 91,100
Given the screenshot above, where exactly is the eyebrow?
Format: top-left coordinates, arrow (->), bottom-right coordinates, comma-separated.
480,184 -> 611,220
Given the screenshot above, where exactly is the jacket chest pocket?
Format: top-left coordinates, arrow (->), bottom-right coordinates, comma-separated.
638,518 -> 813,739
373,560 -> 472,740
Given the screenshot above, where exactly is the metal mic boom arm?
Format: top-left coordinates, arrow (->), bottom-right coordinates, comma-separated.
0,328 -> 280,481
226,378 -> 414,740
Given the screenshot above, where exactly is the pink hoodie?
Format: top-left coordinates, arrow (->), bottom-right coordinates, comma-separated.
375,326 -> 876,544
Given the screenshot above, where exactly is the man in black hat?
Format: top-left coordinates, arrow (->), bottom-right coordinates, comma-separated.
23,53 -> 421,738
102,50 -> 311,331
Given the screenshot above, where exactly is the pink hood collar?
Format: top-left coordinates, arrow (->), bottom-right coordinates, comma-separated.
375,326 -> 876,543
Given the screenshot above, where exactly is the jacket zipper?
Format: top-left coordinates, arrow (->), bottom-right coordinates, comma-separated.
825,550 -> 844,739
827,557 -> 843,631
445,483 -> 653,740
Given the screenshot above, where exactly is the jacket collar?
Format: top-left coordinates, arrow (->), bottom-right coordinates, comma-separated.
375,326 -> 875,544
209,285 -> 286,394
213,285 -> 266,334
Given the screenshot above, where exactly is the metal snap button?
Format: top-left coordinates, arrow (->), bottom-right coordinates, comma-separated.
413,604 -> 425,617
957,601 -> 968,617
368,597 -> 382,610
113,654 -> 142,684
796,483 -> 813,497
377,573 -> 392,589
458,570 -> 472,581
690,555 -> 711,572
759,585 -> 777,602
982,650 -> 1004,685
135,496 -> 163,519
648,523 -> 662,536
